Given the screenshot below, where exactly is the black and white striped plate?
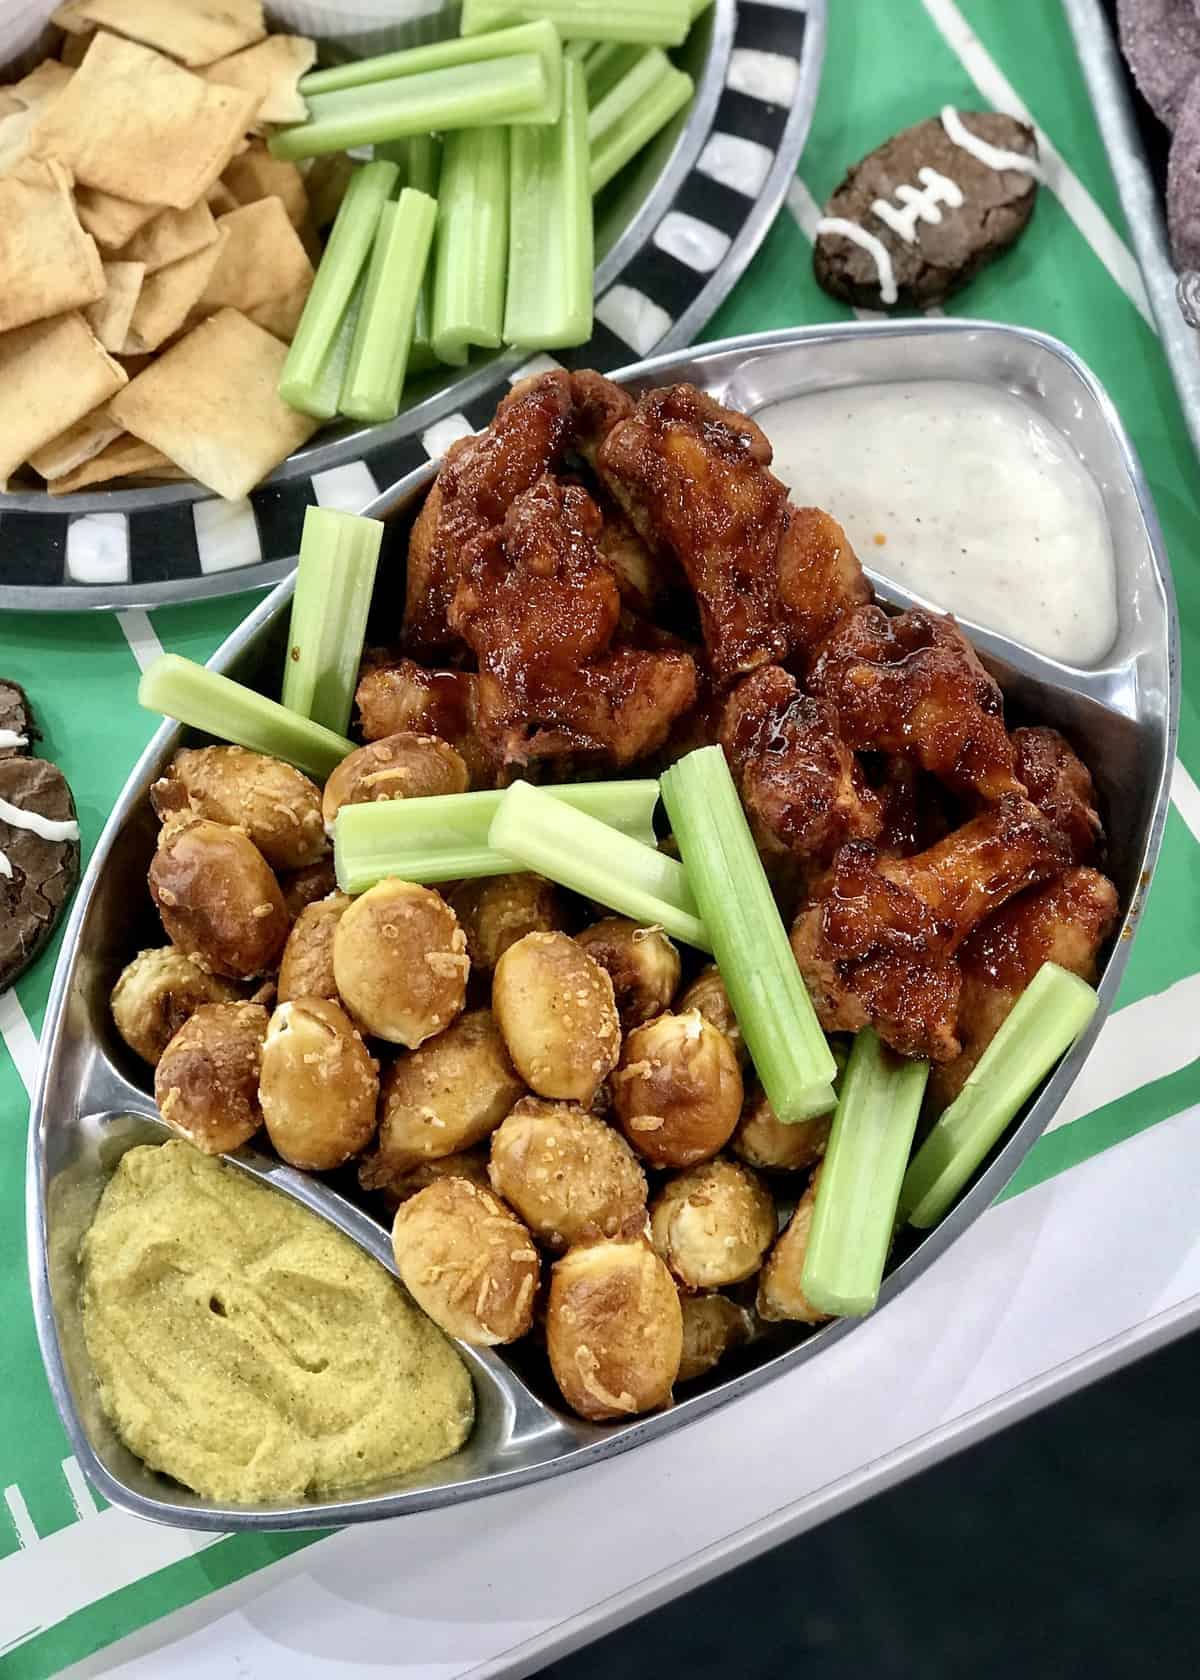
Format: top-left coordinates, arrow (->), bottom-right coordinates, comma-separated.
0,0 -> 825,612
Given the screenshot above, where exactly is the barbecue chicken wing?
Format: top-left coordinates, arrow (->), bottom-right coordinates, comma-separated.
790,795 -> 1072,1060
929,866 -> 1118,1108
720,665 -> 883,870
450,475 -> 696,771
777,505 -> 873,654
807,605 -> 1023,801
404,371 -> 576,655
354,658 -> 494,787
1012,726 -> 1104,863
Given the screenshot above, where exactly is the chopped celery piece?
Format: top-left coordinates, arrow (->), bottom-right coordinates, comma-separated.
301,19 -> 562,113
489,780 -> 711,949
432,126 -> 509,366
505,58 -> 592,349
139,655 -> 352,781
280,508 -> 383,736
590,55 -> 693,194
461,0 -> 690,45
270,55 -> 554,162
660,746 -> 837,1122
340,188 -> 437,422
375,136 -> 442,371
800,1029 -> 929,1318
335,780 -> 661,892
900,963 -> 1100,1229
304,266 -> 366,422
278,159 -> 397,415
584,40 -> 643,106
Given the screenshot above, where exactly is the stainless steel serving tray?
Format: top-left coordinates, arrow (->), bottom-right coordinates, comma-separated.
27,320 -> 1178,1533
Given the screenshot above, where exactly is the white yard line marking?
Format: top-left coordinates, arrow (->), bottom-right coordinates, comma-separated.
920,0 -> 1153,326
1171,758 -> 1200,844
117,609 -> 164,673
1046,970 -> 1200,1135
0,989 -> 39,1096
3,1487 -> 37,1551
785,178 -> 885,321
61,1458 -> 99,1522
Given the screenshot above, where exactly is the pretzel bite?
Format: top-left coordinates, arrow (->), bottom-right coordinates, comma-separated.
546,1237 -> 682,1421
449,873 -> 566,971
321,732 -> 469,828
677,964 -> 745,1062
678,1293 -> 755,1383
357,1009 -> 524,1188
488,1097 -> 647,1250
756,1172 -> 829,1324
492,931 -> 620,1104
154,1001 -> 268,1154
732,1087 -> 832,1173
149,818 -> 289,979
111,946 -> 239,1065
150,746 -> 326,870
279,856 -> 337,919
333,878 -> 469,1046
650,1158 -> 775,1290
391,1178 -> 539,1345
612,1011 -> 743,1169
259,997 -> 378,1171
575,917 -> 681,1029
277,892 -> 350,1003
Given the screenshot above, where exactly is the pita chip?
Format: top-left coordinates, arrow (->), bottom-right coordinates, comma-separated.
48,433 -> 180,493
50,0 -> 265,68
28,405 -> 124,480
192,197 -> 312,327
221,141 -> 306,227
206,179 -> 239,215
0,157 -> 105,333
30,34 -> 260,209
0,106 -> 39,177
109,307 -> 319,500
0,93 -> 23,119
202,34 -> 314,126
0,311 -> 126,486
121,223 -> 227,352
61,29 -> 97,67
118,199 -> 218,272
7,62 -> 75,110
74,184 -> 159,249
84,259 -> 145,349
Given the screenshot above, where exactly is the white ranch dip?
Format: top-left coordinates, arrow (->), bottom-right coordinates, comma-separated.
760,380 -> 1117,666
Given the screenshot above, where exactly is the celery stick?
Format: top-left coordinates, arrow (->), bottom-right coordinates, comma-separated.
900,963 -> 1100,1230
139,655 -> 352,781
461,0 -> 690,45
335,780 -> 661,892
564,40 -> 594,61
590,57 -> 693,194
301,19 -> 562,110
488,779 -> 711,949
279,159 -> 397,416
304,266 -> 366,422
799,1030 -> 929,1318
270,55 -> 553,162
660,746 -> 837,1122
584,41 -> 643,106
340,188 -> 438,422
431,127 -> 509,367
376,136 -> 442,371
505,58 -> 592,349
688,0 -> 712,15
280,508 -> 382,736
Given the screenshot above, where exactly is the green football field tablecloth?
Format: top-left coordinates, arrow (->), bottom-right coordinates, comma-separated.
3,1 -> 1199,1673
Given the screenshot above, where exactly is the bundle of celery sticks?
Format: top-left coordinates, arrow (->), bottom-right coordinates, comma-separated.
273,2 -> 709,427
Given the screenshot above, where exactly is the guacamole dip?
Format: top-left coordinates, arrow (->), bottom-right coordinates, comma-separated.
81,1141 -> 473,1503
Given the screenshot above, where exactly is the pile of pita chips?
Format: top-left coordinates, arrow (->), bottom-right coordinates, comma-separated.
0,1 -> 324,500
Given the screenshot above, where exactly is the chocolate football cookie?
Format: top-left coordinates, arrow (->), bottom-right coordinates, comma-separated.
1117,0 -> 1200,131
0,695 -> 80,988
813,109 -> 1040,311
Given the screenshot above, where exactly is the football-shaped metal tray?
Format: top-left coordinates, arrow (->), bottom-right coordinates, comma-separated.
27,321 -> 1178,1531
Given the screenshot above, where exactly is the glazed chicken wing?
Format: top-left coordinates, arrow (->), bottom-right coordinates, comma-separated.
807,605 -> 1023,801
776,505 -> 873,653
720,665 -> 883,869
450,475 -> 697,771
1013,726 -> 1104,863
790,794 -> 1072,1060
404,371 -> 576,655
354,658 -> 494,787
929,866 -> 1118,1108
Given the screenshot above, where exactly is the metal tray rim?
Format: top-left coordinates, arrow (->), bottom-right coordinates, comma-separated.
26,317 -> 1180,1532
